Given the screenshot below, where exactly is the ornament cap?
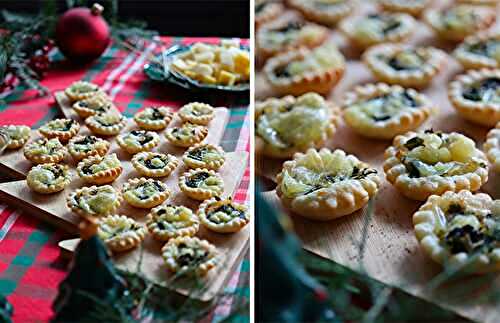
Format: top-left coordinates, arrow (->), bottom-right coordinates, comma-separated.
91,3 -> 104,16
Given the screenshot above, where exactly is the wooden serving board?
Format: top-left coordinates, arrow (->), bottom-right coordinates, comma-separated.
256,2 -> 500,322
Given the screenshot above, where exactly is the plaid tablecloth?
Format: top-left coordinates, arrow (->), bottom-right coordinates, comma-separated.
0,36 -> 250,323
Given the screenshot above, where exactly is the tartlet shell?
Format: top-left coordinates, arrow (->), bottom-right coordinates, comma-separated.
182,143 -> 226,170
116,131 -> 160,154
38,119 -> 80,142
85,114 -> 127,136
454,31 -> 500,70
165,124 -> 208,148
98,215 -> 147,252
161,236 -> 218,275
146,205 -> 199,241
287,0 -> 354,26
122,177 -> 170,209
67,135 -> 110,161
24,139 -> 66,165
483,122 -> 500,172
66,185 -> 122,218
178,102 -> 215,125
2,125 -> 31,149
131,152 -> 179,178
198,197 -> 250,233
26,163 -> 71,194
178,168 -> 224,201
133,107 -> 174,131
77,154 -> 123,185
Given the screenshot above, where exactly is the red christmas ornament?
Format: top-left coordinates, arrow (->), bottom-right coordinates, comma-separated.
55,3 -> 110,63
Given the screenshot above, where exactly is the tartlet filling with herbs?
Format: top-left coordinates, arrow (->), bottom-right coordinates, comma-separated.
39,118 -> 79,141
117,130 -> 160,153
147,205 -> 199,240
1,125 -> 31,149
68,185 -> 121,217
78,153 -> 121,176
124,179 -> 167,201
134,106 -> 173,130
73,95 -> 112,116
165,123 -> 208,147
198,197 -> 250,233
27,163 -> 71,193
461,77 -> 500,104
65,81 -> 101,101
183,143 -> 225,170
161,236 -> 218,275
97,215 -> 147,252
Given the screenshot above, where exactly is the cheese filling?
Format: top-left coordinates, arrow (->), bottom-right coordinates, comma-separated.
353,14 -> 403,39
185,171 -> 222,190
125,180 -> 165,200
74,186 -> 118,215
80,154 -> 120,175
169,123 -> 203,141
462,77 -> 500,104
153,206 -> 197,231
207,202 -> 247,224
28,138 -> 63,155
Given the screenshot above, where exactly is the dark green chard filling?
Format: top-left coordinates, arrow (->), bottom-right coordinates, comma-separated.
387,52 -> 425,71
148,108 -> 164,120
363,91 -> 418,122
78,101 -> 109,112
188,147 -> 209,161
272,21 -> 304,34
367,14 -> 402,34
304,166 -> 377,195
462,77 -> 500,102
58,120 -> 75,131
186,172 -> 210,188
142,154 -> 167,169
130,130 -> 154,145
466,40 -> 500,57
134,181 -> 165,200
273,64 -> 291,78
177,243 -> 208,267
207,203 -> 246,223
73,136 -> 98,152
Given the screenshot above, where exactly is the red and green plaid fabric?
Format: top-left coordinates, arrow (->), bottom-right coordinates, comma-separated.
0,36 -> 250,323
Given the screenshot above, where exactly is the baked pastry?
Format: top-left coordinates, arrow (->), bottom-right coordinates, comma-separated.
413,190 -> 500,273
77,153 -> 122,185
179,168 -> 224,201
424,5 -> 496,42
456,0 -> 498,7
257,15 -> 329,60
255,92 -> 340,158
146,204 -> 199,241
178,102 -> 215,125
363,44 -> 446,89
379,0 -> 429,16
85,113 -> 127,136
122,177 -> 170,209
132,152 -> 179,177
24,138 -> 65,164
97,215 -> 147,252
276,148 -> 380,220
255,0 -> 284,28
161,236 -> 218,276
116,130 -> 160,154
26,163 -> 71,194
287,0 -> 354,26
183,143 -> 225,170
67,185 -> 122,218
65,81 -> 103,102
165,123 -> 208,148
198,197 -> 249,233
264,42 -> 345,96
449,68 -> 500,127
383,130 -> 489,201
133,106 -> 173,131
72,94 -> 113,118
483,122 -> 500,172
0,125 -> 30,149
342,83 -> 433,139
38,119 -> 80,142
339,12 -> 415,49
68,135 -> 110,161
454,31 -> 500,70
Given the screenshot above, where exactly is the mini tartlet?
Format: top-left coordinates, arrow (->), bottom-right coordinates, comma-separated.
179,168 -> 224,201
68,135 -> 110,161
77,153 -> 123,185
255,0 -> 284,28
449,68 -> 500,127
146,204 -> 200,241
65,81 -> 103,102
383,130 -> 489,201
339,12 -> 415,49
342,83 -> 433,139
97,215 -> 147,252
456,0 -> 498,4
257,15 -> 329,60
255,92 -> 340,158
454,31 -> 500,70
85,113 -> 127,136
264,42 -> 345,96
483,122 -> 500,172
161,236 -> 218,275
379,0 -> 429,16
67,185 -> 122,218
117,130 -> 160,154
0,125 -> 31,149
363,44 -> 447,89
27,163 -> 71,194
165,123 -> 208,148
287,0 -> 354,26
178,102 -> 215,125
132,152 -> 179,177
424,5 -> 496,42
198,197 -> 249,233
413,190 -> 500,273
276,148 -> 380,220
38,119 -> 80,142
24,138 -> 66,164
122,177 -> 170,209
72,94 -> 113,118
133,106 -> 174,131
183,143 -> 225,170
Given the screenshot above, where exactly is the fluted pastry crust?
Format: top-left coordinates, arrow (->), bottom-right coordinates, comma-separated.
342,83 -> 433,139
449,68 -> 500,127
379,0 -> 429,16
276,148 -> 381,220
178,102 -> 215,125
65,81 -> 103,102
39,119 -> 80,142
146,204 -> 199,241
165,123 -> 208,148
484,122 -> 500,172
85,113 -> 127,136
183,143 -> 225,170
67,185 -> 122,218
1,125 -> 31,149
24,138 -> 65,164
97,215 -> 147,252
132,151 -> 179,177
133,106 -> 174,130
413,190 -> 500,273
454,31 -> 500,70
383,131 -> 489,201
287,0 -> 354,26
198,197 -> 249,233
117,130 -> 160,154
27,163 -> 71,194
161,236 -> 218,276
77,153 -> 123,184
122,177 -> 170,208
179,168 -> 224,201
363,44 -> 446,89
68,135 -> 110,161
255,0 -> 284,29
72,94 -> 113,118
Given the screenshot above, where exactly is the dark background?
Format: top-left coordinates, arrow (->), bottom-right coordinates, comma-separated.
0,0 -> 250,37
